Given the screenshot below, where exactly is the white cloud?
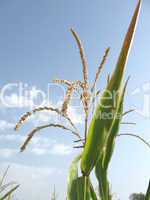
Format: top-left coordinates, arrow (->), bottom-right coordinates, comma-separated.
31,104 -> 83,126
0,134 -> 26,143
32,111 -> 55,125
67,106 -> 83,124
30,136 -> 51,147
0,83 -> 83,128
29,87 -> 42,99
28,143 -> 72,156
0,131 -> 51,145
21,143 -> 73,156
0,120 -> 15,131
0,148 -> 17,158
0,131 -> 72,157
51,144 -> 72,155
0,162 -> 62,200
0,85 -> 47,109
30,147 -> 48,156
26,141 -> 72,156
0,133 -> 52,149
3,93 -> 35,108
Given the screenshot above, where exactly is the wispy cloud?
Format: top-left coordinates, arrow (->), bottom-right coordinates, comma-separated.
0,83 -> 83,125
0,162 -> 62,200
51,144 -> 72,155
0,120 -> 15,131
0,83 -> 80,158
0,133 -> 73,157
0,134 -> 25,142
67,106 -> 83,124
0,85 -> 46,109
3,93 -> 35,108
0,148 -> 18,158
30,147 -> 48,156
29,142 -> 73,156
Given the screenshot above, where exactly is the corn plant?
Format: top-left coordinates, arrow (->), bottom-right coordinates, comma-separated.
0,166 -> 19,200
15,0 -> 150,199
130,193 -> 145,200
51,186 -> 57,200
145,181 -> 150,200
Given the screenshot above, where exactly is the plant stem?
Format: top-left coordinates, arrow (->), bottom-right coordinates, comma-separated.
84,113 -> 88,144
84,176 -> 87,200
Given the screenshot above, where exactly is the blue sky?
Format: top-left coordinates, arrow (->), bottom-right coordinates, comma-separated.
0,0 -> 150,199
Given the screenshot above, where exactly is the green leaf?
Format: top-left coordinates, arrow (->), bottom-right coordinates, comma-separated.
7,194 -> 11,200
81,0 -> 142,176
107,0 -> 141,92
103,79 -> 128,170
76,176 -> 90,200
67,154 -> 81,200
95,81 -> 128,199
145,180 -> 150,200
95,155 -> 111,200
0,166 -> 10,188
89,180 -> 98,200
0,185 -> 19,200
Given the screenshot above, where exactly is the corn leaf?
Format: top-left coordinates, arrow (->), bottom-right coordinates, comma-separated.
0,182 -> 16,194
0,167 -> 10,188
89,181 -> 98,200
7,195 -> 11,200
103,80 -> 128,170
95,80 -> 128,200
0,185 -> 19,200
81,0 -> 141,176
95,155 -> 111,200
76,176 -> 90,200
145,180 -> 150,200
67,154 -> 81,200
